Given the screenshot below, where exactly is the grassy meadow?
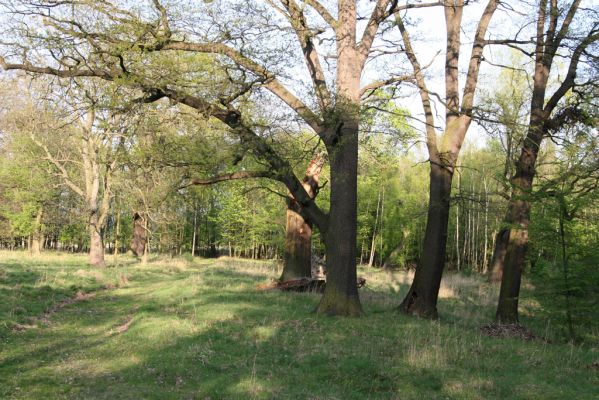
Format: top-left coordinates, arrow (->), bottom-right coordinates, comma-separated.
0,251 -> 597,399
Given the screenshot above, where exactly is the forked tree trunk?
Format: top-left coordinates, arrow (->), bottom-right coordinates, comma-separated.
313,17 -> 363,314
394,0 -> 497,318
400,163 -> 453,318
89,214 -> 105,267
131,211 -> 147,258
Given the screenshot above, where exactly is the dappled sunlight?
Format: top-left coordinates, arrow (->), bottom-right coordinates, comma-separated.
1,254 -> 597,399
406,343 -> 448,369
234,376 -> 271,398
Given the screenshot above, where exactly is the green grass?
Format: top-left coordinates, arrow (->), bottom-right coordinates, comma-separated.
0,251 -> 597,399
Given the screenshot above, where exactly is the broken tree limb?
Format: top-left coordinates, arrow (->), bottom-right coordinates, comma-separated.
257,276 -> 366,293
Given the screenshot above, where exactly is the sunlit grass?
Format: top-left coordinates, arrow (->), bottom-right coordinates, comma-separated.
0,251 -> 597,399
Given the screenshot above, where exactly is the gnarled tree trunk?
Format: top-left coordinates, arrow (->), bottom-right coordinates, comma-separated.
280,154 -> 325,281
281,211 -> 312,281
131,211 -> 147,259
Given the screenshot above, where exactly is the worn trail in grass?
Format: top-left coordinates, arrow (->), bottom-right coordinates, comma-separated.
1,252 -> 597,399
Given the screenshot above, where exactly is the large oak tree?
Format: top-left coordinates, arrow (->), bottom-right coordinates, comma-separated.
0,0 -> 421,315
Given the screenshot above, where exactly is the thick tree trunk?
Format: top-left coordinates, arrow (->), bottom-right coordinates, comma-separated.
131,211 -> 147,258
494,0 -> 589,324
496,224 -> 529,323
89,214 -> 105,267
314,13 -> 364,316
496,169 -> 535,323
400,163 -> 453,318
489,228 -> 509,282
494,83 -> 545,322
316,125 -> 363,317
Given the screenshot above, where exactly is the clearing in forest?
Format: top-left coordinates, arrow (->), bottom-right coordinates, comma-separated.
0,252 -> 597,399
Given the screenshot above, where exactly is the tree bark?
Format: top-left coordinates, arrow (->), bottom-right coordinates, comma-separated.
89,213 -> 105,267
281,210 -> 313,281
131,211 -> 147,258
317,129 -> 363,316
395,0 -> 497,318
280,153 -> 325,281
315,7 -> 364,316
494,0 -> 589,323
400,163 -> 453,318
495,123 -> 540,323
489,228 -> 509,282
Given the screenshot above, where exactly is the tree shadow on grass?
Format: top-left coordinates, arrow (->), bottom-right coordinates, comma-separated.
2,263 -> 597,399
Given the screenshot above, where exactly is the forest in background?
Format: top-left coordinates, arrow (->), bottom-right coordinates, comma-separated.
1,66 -> 597,341
0,0 -> 596,340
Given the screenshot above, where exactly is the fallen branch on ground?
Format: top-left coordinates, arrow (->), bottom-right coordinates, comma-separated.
258,277 -> 366,293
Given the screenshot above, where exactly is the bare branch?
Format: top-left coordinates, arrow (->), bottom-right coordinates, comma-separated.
182,170 -> 274,188
394,13 -> 439,163
461,0 -> 499,115
278,0 -> 332,110
360,73 -> 413,98
357,0 -> 394,66
303,0 -> 338,29
29,132 -> 85,198
544,29 -> 599,115
162,42 -> 325,133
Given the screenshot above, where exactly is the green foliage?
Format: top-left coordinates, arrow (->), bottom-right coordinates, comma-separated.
58,223 -> 88,247
516,117 -> 598,341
